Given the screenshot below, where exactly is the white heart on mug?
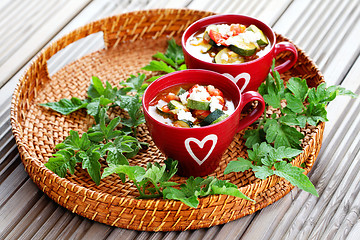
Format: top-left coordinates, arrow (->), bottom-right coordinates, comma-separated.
184,134 -> 218,166
222,72 -> 251,93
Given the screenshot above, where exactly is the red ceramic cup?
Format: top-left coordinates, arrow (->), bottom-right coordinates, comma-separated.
142,69 -> 265,177
182,14 -> 298,92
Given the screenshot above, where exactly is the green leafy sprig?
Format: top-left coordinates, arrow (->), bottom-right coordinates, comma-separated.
102,158 -> 253,208
225,62 -> 357,196
142,38 -> 187,82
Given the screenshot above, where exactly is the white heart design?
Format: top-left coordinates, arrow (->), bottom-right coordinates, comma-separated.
184,134 -> 218,166
222,72 -> 251,93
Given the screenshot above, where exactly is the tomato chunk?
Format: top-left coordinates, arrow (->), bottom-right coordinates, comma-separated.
193,110 -> 211,120
230,24 -> 246,35
207,85 -> 224,97
209,30 -> 228,46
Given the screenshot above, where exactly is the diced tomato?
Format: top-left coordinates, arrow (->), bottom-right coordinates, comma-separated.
209,30 -> 228,46
161,93 -> 180,102
230,24 -> 246,35
161,105 -> 171,113
215,96 -> 225,107
207,86 -> 224,97
188,84 -> 200,94
193,110 -> 211,120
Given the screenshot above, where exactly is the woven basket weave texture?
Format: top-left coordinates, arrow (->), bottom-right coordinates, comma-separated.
10,9 -> 324,231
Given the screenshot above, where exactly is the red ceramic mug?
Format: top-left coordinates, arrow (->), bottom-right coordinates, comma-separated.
182,14 -> 298,92
142,69 -> 265,177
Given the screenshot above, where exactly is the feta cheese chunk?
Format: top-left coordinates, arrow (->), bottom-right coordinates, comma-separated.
209,96 -> 223,112
188,85 -> 210,102
177,109 -> 196,122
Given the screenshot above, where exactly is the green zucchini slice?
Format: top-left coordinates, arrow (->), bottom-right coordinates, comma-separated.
200,109 -> 226,126
187,99 -> 210,111
177,87 -> 187,96
156,106 -> 173,117
168,100 -> 186,110
173,120 -> 193,128
229,38 -> 257,56
215,48 -> 244,64
246,24 -> 269,46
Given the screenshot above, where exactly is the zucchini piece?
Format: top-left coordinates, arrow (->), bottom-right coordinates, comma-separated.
200,109 -> 225,126
215,48 -> 244,64
203,31 -> 218,47
168,100 -> 186,110
187,99 -> 210,110
211,113 -> 229,124
156,106 -> 173,117
229,38 -> 257,56
246,24 -> 269,46
177,87 -> 187,96
173,120 -> 193,128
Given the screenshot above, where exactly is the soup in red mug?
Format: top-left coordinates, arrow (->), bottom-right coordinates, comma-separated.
148,83 -> 235,128
142,69 -> 265,177
182,14 -> 298,93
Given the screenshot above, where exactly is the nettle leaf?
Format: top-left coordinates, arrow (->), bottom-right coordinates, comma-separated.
121,74 -> 147,95
102,164 -> 146,183
206,179 -> 254,202
252,165 -> 274,179
285,92 -> 304,113
248,142 -> 273,165
160,158 -> 178,182
264,119 -> 304,149
286,77 -> 309,102
87,76 -> 105,99
224,158 -> 253,174
303,103 -> 328,126
80,146 -> 102,185
55,130 -> 91,151
40,97 -> 88,115
152,52 -> 176,68
163,186 -> 200,208
165,38 -> 185,65
243,128 -> 266,148
45,149 -> 76,177
274,161 -> 318,197
142,60 -> 176,73
269,146 -> 303,161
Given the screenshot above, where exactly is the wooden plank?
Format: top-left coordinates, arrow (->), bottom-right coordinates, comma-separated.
4,195 -> 58,240
310,150 -> 360,239
267,56 -> 360,239
0,179 -> 42,239
0,0 -> 91,88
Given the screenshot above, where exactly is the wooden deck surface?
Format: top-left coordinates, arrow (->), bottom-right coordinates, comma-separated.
0,0 -> 359,239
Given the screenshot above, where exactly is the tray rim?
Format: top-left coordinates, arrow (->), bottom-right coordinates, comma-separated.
10,8 -> 325,232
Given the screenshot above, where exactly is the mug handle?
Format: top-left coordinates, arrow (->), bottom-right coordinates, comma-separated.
237,91 -> 265,132
273,42 -> 298,74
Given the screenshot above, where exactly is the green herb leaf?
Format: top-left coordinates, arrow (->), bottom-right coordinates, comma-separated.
80,146 -> 102,185
40,97 -> 88,115
224,157 -> 253,174
264,119 -> 304,149
274,161 -> 318,197
55,130 -> 91,151
142,60 -> 176,73
45,149 -> 76,177
286,77 -> 309,102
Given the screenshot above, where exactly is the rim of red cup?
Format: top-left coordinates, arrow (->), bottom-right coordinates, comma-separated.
181,14 -> 276,67
142,69 -> 242,130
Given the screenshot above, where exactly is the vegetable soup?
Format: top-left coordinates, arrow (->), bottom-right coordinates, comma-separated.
149,84 -> 235,128
186,23 -> 270,64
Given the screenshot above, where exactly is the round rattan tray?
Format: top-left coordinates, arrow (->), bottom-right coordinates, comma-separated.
10,9 -> 324,232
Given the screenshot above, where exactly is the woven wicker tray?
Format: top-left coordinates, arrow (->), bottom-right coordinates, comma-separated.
11,9 -> 324,232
